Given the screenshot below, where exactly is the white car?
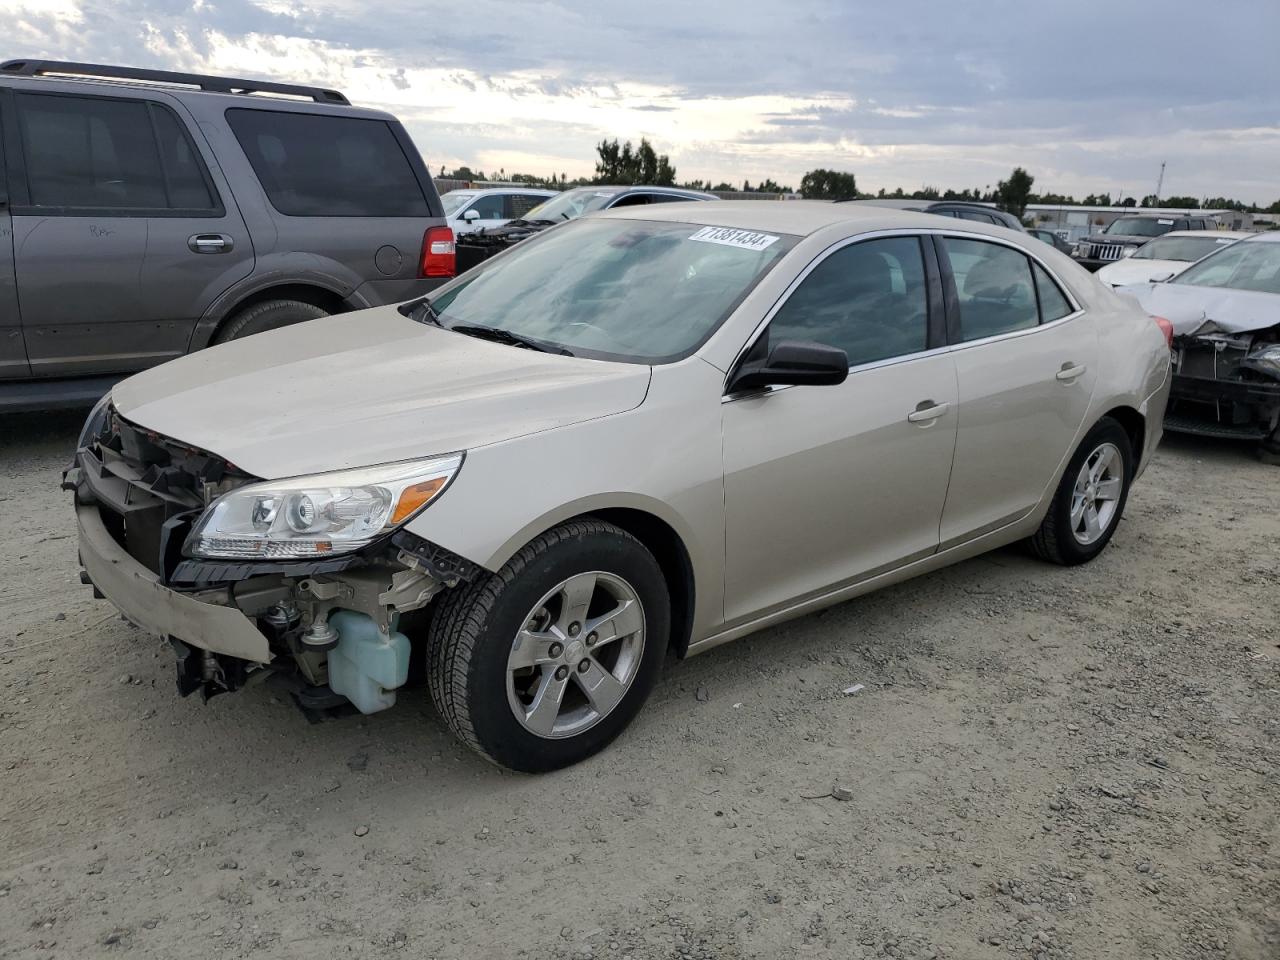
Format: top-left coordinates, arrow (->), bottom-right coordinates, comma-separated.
440,187 -> 557,235
1096,230 -> 1249,287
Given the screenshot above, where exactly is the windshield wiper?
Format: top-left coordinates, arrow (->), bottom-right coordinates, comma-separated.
398,296 -> 444,326
448,324 -> 574,356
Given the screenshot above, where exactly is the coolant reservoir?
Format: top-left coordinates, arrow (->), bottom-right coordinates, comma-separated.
326,610 -> 411,714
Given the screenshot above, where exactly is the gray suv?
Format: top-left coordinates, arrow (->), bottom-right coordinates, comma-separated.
0,60 -> 451,412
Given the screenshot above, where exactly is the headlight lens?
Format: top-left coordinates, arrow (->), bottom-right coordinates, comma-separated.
1121,246 -> 1137,258
1243,343 -> 1280,380
184,453 -> 463,560
77,393 -> 113,449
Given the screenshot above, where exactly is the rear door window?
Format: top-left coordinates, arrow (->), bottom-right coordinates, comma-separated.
1033,262 -> 1074,322
507,194 -> 546,218
226,108 -> 427,217
943,237 -> 1039,341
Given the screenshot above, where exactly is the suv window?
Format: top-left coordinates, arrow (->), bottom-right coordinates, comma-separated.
767,236 -> 929,366
226,108 -> 427,217
507,194 -> 545,218
464,193 -> 505,220
16,93 -> 216,212
957,210 -> 998,225
944,237 -> 1038,341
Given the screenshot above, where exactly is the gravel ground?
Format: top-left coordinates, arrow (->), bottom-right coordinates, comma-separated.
1,410 -> 1277,960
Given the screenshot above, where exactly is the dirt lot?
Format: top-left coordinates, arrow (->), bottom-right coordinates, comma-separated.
0,410 -> 1276,960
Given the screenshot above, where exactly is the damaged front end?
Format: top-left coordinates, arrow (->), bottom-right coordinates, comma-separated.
1167,323 -> 1280,449
64,403 -> 478,714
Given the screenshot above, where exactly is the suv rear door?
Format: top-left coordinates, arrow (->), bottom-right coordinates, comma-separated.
224,108 -> 442,306
7,88 -> 254,377
0,95 -> 29,379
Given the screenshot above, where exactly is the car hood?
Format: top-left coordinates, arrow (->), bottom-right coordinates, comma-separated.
1095,258 -> 1185,287
1086,233 -> 1150,245
1116,282 -> 1280,337
112,307 -> 651,478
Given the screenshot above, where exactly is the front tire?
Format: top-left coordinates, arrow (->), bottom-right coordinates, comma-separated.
425,520 -> 670,772
1030,417 -> 1133,565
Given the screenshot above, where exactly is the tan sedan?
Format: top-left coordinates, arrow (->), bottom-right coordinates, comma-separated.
69,202 -> 1173,771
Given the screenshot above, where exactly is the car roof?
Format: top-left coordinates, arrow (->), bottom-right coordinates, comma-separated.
595,199 -> 998,237
1239,231 -> 1280,244
441,187 -> 555,196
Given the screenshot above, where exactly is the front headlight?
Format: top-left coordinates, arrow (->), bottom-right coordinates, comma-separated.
1121,247 -> 1137,258
184,453 -> 463,560
1243,343 -> 1280,380
77,393 -> 113,449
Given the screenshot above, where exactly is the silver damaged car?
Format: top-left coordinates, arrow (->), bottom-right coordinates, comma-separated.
66,202 -> 1173,771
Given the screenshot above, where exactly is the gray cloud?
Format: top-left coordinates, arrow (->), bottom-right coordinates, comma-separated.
4,0 -> 1278,200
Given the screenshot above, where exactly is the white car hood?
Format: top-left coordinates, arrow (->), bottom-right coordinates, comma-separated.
1095,258 -> 1185,287
112,307 -> 651,478
1116,282 -> 1280,337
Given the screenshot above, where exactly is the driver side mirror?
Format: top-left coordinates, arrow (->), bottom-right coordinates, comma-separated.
728,340 -> 849,394
462,209 -> 481,222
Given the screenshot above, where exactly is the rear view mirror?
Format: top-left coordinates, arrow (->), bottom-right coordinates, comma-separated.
728,340 -> 849,393
462,209 -> 481,222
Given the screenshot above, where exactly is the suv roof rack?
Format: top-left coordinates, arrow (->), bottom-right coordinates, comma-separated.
0,59 -> 350,105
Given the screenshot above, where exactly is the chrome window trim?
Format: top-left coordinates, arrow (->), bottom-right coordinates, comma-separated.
722,226 -> 1086,400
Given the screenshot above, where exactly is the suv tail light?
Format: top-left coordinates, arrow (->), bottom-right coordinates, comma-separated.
1152,315 -> 1174,348
420,226 -> 456,278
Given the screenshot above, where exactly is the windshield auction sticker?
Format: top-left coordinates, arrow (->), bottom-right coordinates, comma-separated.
688,226 -> 780,251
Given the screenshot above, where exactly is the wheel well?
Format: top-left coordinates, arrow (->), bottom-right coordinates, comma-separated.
214,284 -> 348,337
1103,406 -> 1145,468
583,508 -> 696,659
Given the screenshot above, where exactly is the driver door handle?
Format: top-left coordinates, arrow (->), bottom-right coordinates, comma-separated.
1056,362 -> 1087,382
188,233 -> 233,254
907,400 -> 950,424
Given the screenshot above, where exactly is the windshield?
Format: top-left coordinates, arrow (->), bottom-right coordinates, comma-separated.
427,219 -> 796,362
440,192 -> 474,216
1132,235 -> 1237,262
1174,240 -> 1280,295
521,187 -> 623,223
1104,218 -> 1174,237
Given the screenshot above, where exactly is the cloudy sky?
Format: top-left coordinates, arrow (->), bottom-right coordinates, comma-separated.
4,0 -> 1278,202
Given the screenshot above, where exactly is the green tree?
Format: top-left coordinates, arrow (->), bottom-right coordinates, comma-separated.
1141,194 -> 1160,207
799,169 -> 857,200
995,167 -> 1035,219
1119,196 -> 1137,207
594,138 -> 675,185
1164,195 -> 1200,208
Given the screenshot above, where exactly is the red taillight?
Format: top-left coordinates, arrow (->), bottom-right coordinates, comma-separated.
1152,315 -> 1174,348
420,226 -> 456,278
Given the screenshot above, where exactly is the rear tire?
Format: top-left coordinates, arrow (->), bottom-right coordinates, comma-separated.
214,299 -> 329,343
1030,417 -> 1133,566
425,520 -> 669,772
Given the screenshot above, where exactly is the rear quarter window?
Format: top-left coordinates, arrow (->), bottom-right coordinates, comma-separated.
226,109 -> 427,217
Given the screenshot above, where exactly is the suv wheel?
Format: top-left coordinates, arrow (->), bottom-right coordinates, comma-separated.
1029,417 -> 1133,565
426,520 -> 669,772
214,299 -> 329,343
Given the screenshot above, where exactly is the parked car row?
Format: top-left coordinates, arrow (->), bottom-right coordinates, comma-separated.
1071,214 -> 1220,270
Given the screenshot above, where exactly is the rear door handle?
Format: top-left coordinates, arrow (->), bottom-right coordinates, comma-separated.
907,400 -> 950,424
188,233 -> 233,254
1056,362 -> 1087,381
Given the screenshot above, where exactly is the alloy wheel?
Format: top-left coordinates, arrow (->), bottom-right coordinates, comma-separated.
506,571 -> 646,739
